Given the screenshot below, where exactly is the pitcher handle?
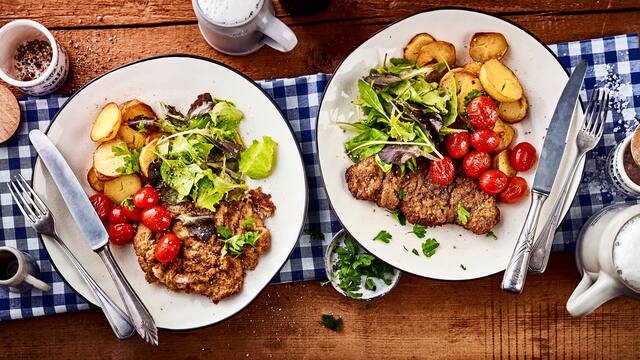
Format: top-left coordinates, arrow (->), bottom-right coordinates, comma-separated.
24,274 -> 50,292
566,273 -> 622,318
257,12 -> 297,52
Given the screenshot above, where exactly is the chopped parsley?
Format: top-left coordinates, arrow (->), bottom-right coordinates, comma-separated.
460,264 -> 467,270
421,238 -> 439,257
220,231 -> 261,257
112,142 -> 140,175
457,204 -> 470,225
216,226 -> 233,239
411,248 -> 419,256
373,230 -> 392,243
486,231 -> 497,240
464,89 -> 487,106
121,196 -> 134,211
364,278 -> 376,291
241,217 -> 254,229
304,228 -> 325,241
439,203 -> 447,213
410,224 -> 427,239
397,190 -> 406,200
322,314 -> 343,331
391,210 -> 406,225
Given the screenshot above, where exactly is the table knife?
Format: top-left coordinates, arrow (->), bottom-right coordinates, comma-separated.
501,60 -> 587,294
29,129 -> 158,346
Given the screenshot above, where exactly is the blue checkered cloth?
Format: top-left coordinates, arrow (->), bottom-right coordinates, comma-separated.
1,34 -> 639,321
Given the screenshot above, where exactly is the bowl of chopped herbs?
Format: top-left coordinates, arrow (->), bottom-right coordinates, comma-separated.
324,230 -> 400,300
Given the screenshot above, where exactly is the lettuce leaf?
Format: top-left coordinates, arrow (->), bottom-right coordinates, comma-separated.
238,136 -> 278,179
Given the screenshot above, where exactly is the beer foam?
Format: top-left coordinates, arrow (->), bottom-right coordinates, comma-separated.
197,0 -> 262,25
613,215 -> 640,291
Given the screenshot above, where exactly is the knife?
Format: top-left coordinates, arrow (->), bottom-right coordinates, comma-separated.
501,60 -> 587,294
29,129 -> 158,345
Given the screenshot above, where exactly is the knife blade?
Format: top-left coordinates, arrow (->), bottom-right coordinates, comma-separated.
29,129 -> 158,345
501,60 -> 587,294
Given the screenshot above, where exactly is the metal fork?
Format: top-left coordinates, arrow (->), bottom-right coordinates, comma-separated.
7,174 -> 135,339
529,88 -> 610,273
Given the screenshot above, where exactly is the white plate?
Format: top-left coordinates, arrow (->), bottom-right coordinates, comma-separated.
32,55 -> 308,329
316,9 -> 585,280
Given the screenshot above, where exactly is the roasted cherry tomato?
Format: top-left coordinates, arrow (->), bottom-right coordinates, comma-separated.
108,206 -> 129,224
141,206 -> 172,232
429,156 -> 455,186
107,223 -> 135,245
89,193 -> 111,222
154,233 -> 182,263
445,132 -> 470,159
466,96 -> 499,130
510,142 -> 537,171
499,176 -> 530,203
479,169 -> 509,195
462,151 -> 491,178
470,129 -> 501,153
122,205 -> 142,222
132,186 -> 160,209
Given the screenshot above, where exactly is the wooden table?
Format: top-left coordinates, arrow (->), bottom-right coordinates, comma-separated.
2,1 -> 640,358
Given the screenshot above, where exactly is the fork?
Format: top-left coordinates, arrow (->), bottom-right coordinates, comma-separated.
528,88 -> 610,273
7,174 -> 135,340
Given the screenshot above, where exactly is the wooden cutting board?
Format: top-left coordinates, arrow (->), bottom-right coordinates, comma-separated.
0,84 -> 20,143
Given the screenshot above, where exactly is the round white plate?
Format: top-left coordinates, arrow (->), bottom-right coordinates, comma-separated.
316,9 -> 585,280
32,55 -> 308,329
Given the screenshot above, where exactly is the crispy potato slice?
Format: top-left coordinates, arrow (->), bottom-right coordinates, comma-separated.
492,119 -> 516,153
469,32 -> 509,62
463,62 -> 483,76
493,149 -> 517,176
403,33 -> 435,63
103,174 -> 142,204
144,132 -> 168,145
120,99 -> 157,123
117,125 -> 146,149
498,95 -> 528,123
479,59 -> 523,102
93,140 -> 128,178
87,167 -> 105,192
139,139 -> 158,178
416,41 -> 456,68
440,70 -> 484,112
90,102 -> 121,142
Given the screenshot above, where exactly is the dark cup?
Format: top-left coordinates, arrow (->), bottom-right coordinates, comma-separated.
0,246 -> 50,293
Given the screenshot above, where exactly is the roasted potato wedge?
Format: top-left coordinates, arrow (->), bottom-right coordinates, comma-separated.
103,174 -> 142,204
404,33 -> 435,63
632,127 -> 640,166
87,167 -> 105,192
117,125 -> 146,149
492,119 -> 516,153
462,62 -> 483,76
469,32 -> 509,62
479,59 -> 523,102
139,139 -> 158,178
90,102 -> 121,142
498,95 -> 528,123
144,132 -> 168,145
493,149 -> 517,176
416,41 -> 456,68
120,99 -> 157,123
440,70 -> 484,111
93,140 -> 128,178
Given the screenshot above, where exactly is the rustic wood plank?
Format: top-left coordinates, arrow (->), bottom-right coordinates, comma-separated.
1,0 -> 639,29
0,253 -> 639,358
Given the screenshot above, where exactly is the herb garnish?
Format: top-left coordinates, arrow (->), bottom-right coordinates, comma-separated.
410,224 -> 427,238
457,204 -> 471,225
121,196 -> 134,211
322,315 -> 343,331
464,89 -> 487,106
486,231 -> 497,240
412,248 -> 419,256
242,217 -> 254,229
397,189 -> 406,200
220,231 -> 261,257
421,238 -> 439,257
391,210 -> 406,225
216,226 -> 233,239
112,142 -> 140,175
373,230 -> 392,243
460,264 -> 467,270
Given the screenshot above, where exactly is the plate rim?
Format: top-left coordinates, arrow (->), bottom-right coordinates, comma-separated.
32,54 -> 309,331
315,7 -> 582,281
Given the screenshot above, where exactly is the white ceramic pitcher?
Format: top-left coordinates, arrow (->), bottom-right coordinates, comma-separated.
567,203 -> 640,317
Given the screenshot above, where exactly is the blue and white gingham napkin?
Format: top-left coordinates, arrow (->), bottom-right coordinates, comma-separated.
1,34 -> 638,321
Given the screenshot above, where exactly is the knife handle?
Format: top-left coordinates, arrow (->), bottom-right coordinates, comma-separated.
97,246 -> 158,346
501,191 -> 547,294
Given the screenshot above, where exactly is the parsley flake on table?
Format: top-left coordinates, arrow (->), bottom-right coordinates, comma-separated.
486,231 -> 497,240
373,230 -> 392,243
422,238 -> 439,257
322,314 -> 343,331
304,228 -> 325,241
391,210 -> 406,225
410,224 -> 427,238
457,204 -> 470,225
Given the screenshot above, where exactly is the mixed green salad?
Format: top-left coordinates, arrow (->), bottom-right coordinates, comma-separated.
143,93 -> 278,211
342,59 -> 463,172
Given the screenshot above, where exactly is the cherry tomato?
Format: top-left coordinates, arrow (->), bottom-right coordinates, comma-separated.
107,223 -> 135,245
141,206 -> 172,232
132,186 -> 160,209
466,96 -> 499,130
108,206 -> 129,224
470,129 -> 501,153
89,193 -> 111,222
429,156 -> 455,186
510,142 -> 537,171
462,151 -> 491,178
445,132 -> 470,159
499,176 -> 530,203
122,206 -> 142,222
479,170 -> 509,195
154,233 -> 182,263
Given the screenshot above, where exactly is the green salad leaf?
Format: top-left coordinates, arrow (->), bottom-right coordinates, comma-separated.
239,136 -> 278,179
357,79 -> 389,121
